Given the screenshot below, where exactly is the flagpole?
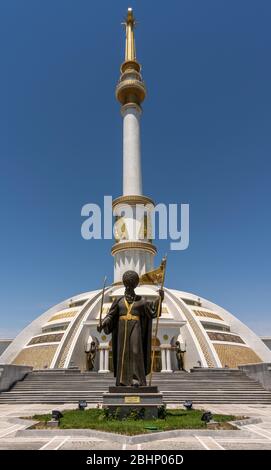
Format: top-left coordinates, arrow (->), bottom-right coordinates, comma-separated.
149,256 -> 167,386
99,276 -> 107,330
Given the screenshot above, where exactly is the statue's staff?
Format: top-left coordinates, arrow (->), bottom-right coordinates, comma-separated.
149,255 -> 167,386
98,276 -> 107,330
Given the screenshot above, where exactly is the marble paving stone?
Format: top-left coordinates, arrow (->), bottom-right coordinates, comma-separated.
124,444 -> 142,450
0,422 -> 10,429
60,440 -> 123,450
222,442 -> 271,450
142,439 -> 203,450
0,441 -> 44,450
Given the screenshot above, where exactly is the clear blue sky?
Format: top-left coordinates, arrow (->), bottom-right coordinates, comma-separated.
1,0 -> 270,338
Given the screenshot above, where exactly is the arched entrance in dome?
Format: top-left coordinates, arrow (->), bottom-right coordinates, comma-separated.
151,337 -> 161,372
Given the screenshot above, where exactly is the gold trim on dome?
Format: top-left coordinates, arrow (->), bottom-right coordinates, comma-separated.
112,195 -> 155,209
111,241 -> 157,256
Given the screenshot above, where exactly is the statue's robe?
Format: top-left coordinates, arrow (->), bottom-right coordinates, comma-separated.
103,295 -> 159,386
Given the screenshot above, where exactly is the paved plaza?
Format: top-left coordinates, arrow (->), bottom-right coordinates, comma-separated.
1,403 -> 271,450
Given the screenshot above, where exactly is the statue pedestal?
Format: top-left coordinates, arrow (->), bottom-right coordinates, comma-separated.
102,386 -> 164,419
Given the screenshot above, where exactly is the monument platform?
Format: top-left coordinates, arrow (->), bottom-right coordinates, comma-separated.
102,385 -> 164,419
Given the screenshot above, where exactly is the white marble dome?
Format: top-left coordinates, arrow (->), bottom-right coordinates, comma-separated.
1,285 -> 270,372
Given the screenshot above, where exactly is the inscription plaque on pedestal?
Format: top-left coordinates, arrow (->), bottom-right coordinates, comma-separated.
124,396 -> 140,404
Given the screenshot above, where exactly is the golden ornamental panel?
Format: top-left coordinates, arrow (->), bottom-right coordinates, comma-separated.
27,333 -> 64,346
207,331 -> 244,344
12,345 -> 57,369
48,310 -> 77,323
214,344 -> 262,368
193,310 -> 223,321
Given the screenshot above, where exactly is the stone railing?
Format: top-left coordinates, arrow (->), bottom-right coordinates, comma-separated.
0,364 -> 32,392
239,363 -> 271,391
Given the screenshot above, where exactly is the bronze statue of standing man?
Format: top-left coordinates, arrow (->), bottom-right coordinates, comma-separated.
97,270 -> 164,386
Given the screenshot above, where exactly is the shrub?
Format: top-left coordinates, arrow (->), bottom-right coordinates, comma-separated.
158,405 -> 167,419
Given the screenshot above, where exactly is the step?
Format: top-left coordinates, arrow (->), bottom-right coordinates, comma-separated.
1,369 -> 271,405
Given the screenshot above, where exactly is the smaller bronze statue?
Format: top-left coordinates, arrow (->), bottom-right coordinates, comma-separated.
175,341 -> 184,370
97,270 -> 164,386
85,341 -> 97,371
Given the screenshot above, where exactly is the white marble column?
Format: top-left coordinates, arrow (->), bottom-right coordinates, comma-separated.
103,348 -> 110,373
98,347 -> 104,373
161,347 -> 167,373
166,348 -> 173,373
98,344 -> 110,373
122,103 -> 142,196
160,344 -> 173,373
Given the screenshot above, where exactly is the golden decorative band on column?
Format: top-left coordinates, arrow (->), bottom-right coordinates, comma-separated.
116,79 -> 146,105
120,102 -> 142,116
111,241 -> 157,256
112,195 -> 155,209
121,60 -> 141,74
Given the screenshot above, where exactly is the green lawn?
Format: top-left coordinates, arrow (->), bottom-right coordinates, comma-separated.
32,408 -> 238,435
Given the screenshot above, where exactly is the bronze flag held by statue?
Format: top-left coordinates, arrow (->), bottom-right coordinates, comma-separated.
148,256 -> 167,386
139,258 -> 166,286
